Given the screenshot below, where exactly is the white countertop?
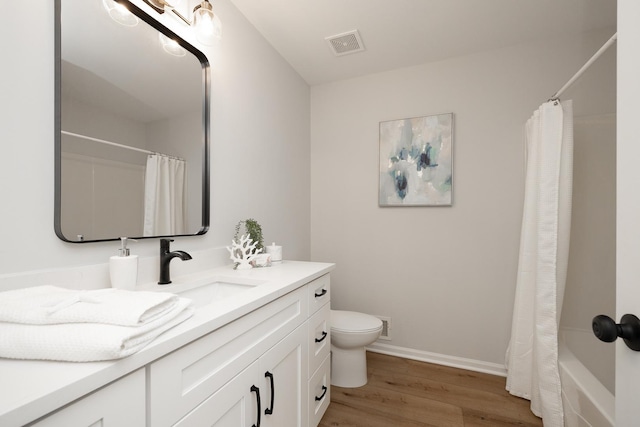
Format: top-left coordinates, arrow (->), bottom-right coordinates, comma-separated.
0,260 -> 334,427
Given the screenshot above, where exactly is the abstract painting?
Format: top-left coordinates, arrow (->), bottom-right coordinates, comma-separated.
379,113 -> 453,206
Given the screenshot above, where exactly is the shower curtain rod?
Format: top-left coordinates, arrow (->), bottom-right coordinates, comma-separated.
61,130 -> 184,161
550,32 -> 617,101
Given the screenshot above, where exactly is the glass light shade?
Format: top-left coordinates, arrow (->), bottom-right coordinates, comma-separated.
159,33 -> 186,57
193,5 -> 221,46
102,0 -> 139,27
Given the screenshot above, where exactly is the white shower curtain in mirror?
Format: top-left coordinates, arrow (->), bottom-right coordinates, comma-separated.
143,154 -> 186,236
506,100 -> 573,427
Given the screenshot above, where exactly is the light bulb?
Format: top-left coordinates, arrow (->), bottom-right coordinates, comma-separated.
159,33 -> 186,57
193,2 -> 221,46
102,0 -> 139,27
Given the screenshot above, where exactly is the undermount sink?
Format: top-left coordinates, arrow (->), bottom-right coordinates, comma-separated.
174,278 -> 263,307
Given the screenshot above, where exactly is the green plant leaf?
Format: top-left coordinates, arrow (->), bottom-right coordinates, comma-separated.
233,218 -> 264,253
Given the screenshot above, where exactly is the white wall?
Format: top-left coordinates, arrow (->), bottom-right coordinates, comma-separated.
310,29 -> 616,367
0,0 -> 310,278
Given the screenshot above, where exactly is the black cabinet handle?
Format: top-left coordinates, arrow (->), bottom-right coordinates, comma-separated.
315,331 -> 328,343
593,314 -> 640,351
315,385 -> 328,401
314,289 -> 327,298
251,385 -> 261,427
264,371 -> 275,415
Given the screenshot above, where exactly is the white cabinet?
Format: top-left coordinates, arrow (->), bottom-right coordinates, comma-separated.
150,274 -> 332,427
308,354 -> 331,427
1,264 -> 336,427
260,324 -> 308,427
305,275 -> 331,427
173,361 -> 261,427
149,285 -> 309,426
28,272 -> 332,427
308,302 -> 331,377
307,274 -> 330,315
173,324 -> 309,427
30,369 -> 145,427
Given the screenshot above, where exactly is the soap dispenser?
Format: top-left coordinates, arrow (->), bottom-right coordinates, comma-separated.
110,237 -> 138,291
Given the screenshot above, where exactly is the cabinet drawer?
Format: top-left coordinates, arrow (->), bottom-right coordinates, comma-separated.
308,302 -> 330,378
149,286 -> 308,427
308,354 -> 331,427
307,274 -> 330,315
31,369 -> 145,427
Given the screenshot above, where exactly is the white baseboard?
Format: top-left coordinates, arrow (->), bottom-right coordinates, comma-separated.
366,342 -> 507,377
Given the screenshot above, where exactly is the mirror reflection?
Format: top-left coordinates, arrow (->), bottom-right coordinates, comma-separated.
55,0 -> 210,242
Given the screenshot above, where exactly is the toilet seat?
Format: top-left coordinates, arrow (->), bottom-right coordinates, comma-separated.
331,310 -> 382,334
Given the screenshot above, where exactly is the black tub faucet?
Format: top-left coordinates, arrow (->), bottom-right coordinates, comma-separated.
159,239 -> 192,285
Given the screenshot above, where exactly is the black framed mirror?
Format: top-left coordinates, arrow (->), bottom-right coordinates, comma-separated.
55,0 -> 210,243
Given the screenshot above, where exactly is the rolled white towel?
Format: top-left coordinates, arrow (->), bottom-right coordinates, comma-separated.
0,286 -> 180,326
0,297 -> 194,362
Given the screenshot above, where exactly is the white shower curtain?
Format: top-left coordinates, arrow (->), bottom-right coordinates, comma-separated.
143,154 -> 187,236
506,100 -> 573,427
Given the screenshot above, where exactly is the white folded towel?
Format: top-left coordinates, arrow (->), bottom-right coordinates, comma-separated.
0,286 -> 180,326
0,297 -> 194,362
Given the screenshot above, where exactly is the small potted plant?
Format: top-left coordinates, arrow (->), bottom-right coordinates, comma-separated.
234,219 -> 264,254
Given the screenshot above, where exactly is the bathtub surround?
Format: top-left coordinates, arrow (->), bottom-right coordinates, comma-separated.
559,340 -> 615,426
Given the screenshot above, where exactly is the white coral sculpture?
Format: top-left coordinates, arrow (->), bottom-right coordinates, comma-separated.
227,234 -> 263,270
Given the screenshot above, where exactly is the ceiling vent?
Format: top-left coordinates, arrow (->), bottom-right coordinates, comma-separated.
325,30 -> 365,56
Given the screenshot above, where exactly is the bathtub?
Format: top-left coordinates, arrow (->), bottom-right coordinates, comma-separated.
559,339 -> 614,427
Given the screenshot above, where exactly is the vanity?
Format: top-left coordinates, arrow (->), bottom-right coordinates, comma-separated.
0,261 -> 333,427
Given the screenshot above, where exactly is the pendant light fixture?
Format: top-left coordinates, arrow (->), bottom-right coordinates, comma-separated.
142,0 -> 222,46
192,1 -> 222,46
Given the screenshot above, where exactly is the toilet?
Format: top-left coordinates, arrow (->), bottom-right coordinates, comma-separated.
330,310 -> 383,388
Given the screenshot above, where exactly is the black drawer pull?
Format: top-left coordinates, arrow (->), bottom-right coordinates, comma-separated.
315,331 -> 328,343
251,385 -> 261,427
314,289 -> 327,298
264,371 -> 275,415
315,385 -> 328,401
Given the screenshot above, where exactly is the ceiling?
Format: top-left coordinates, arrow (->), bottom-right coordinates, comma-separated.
227,0 -> 617,85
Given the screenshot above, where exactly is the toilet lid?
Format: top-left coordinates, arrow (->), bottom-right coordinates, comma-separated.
331,310 -> 383,333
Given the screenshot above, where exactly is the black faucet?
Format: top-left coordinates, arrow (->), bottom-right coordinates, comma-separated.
158,239 -> 192,285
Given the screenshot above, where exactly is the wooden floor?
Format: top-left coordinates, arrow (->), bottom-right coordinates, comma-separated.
318,352 -> 542,427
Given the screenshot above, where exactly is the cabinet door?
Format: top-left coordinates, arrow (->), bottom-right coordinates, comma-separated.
174,361 -> 261,427
31,369 -> 145,427
260,325 -> 309,427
